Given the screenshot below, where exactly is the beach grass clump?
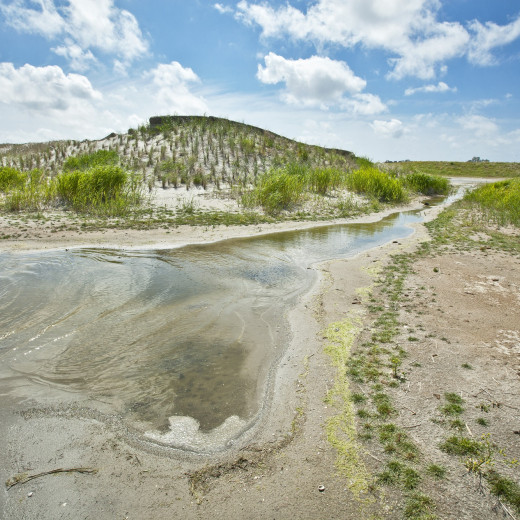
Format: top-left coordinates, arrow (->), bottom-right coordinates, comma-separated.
56,165 -> 141,215
63,150 -> 119,171
402,172 -> 451,196
346,167 -> 406,203
1,168 -> 56,212
0,166 -> 27,192
242,162 -> 346,215
247,167 -> 306,214
463,178 -> 520,227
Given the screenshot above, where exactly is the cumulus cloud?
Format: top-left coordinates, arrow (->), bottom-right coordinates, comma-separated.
149,62 -> 208,114
1,0 -> 148,69
457,114 -> 499,138
468,16 -> 520,65
0,0 -> 64,37
257,53 -> 369,108
236,0 -> 520,79
371,119 -> 405,138
52,40 -> 97,72
405,81 -> 457,96
0,62 -> 102,112
342,93 -> 387,115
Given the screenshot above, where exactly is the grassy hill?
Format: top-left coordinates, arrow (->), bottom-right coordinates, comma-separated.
0,115 -> 356,191
390,161 -> 520,178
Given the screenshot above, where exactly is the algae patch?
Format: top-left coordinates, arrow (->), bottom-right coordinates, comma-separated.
323,313 -> 372,496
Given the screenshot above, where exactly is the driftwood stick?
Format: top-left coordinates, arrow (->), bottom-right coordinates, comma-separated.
6,468 -> 97,489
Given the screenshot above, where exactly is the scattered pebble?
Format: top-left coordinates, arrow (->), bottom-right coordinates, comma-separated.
27,492 -> 33,498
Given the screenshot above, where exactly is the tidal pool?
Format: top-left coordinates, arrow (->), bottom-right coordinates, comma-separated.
0,208 -> 432,452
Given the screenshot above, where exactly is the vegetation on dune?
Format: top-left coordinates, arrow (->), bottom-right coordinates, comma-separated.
63,149 -> 119,171
346,167 -> 406,203
401,172 -> 450,196
0,152 -> 142,216
0,115 -> 455,224
463,178 -> 520,227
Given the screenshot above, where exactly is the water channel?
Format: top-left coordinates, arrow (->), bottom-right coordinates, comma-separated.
0,188 -> 467,453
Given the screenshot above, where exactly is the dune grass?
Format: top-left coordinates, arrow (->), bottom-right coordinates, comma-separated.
346,167 -> 406,203
241,162 -> 346,214
463,178 -> 520,227
0,153 -> 143,216
401,172 -> 450,196
62,149 -> 119,171
242,163 -> 451,215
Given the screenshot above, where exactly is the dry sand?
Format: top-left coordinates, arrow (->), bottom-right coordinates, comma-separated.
1,193 -> 518,519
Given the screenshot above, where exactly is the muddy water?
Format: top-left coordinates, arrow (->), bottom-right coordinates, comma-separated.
0,209 -> 429,452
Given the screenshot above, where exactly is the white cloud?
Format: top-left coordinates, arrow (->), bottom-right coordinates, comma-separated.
468,16 -> 520,65
457,114 -> 498,138
405,81 -> 457,96
371,119 -> 405,138
214,3 -> 233,14
1,0 -> 148,69
0,62 -> 102,112
0,0 -> 64,37
149,62 -> 208,114
257,53 -> 368,108
52,39 -> 97,71
236,0 -> 520,79
342,93 -> 387,115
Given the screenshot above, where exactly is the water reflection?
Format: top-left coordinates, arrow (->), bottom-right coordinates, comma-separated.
0,208 -> 426,449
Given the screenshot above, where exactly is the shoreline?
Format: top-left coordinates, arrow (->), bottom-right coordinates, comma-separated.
0,200 -> 427,254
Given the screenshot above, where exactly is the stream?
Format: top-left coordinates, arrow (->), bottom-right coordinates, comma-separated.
0,186 -> 469,453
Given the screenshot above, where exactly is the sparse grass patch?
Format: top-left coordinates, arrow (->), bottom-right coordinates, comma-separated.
426,464 -> 446,479
439,436 -> 485,456
403,492 -> 437,520
486,471 -> 520,515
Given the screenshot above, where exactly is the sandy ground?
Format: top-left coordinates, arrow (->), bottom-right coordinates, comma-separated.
1,193 -> 518,519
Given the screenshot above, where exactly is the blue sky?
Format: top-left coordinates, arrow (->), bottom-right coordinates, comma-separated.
1,0 -> 519,161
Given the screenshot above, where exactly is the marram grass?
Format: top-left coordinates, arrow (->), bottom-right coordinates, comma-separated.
346,167 -> 406,203
0,163 -> 142,216
463,178 -> 520,227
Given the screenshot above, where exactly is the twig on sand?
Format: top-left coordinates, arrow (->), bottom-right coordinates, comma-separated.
496,498 -> 518,520
6,468 -> 98,489
365,452 -> 383,463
